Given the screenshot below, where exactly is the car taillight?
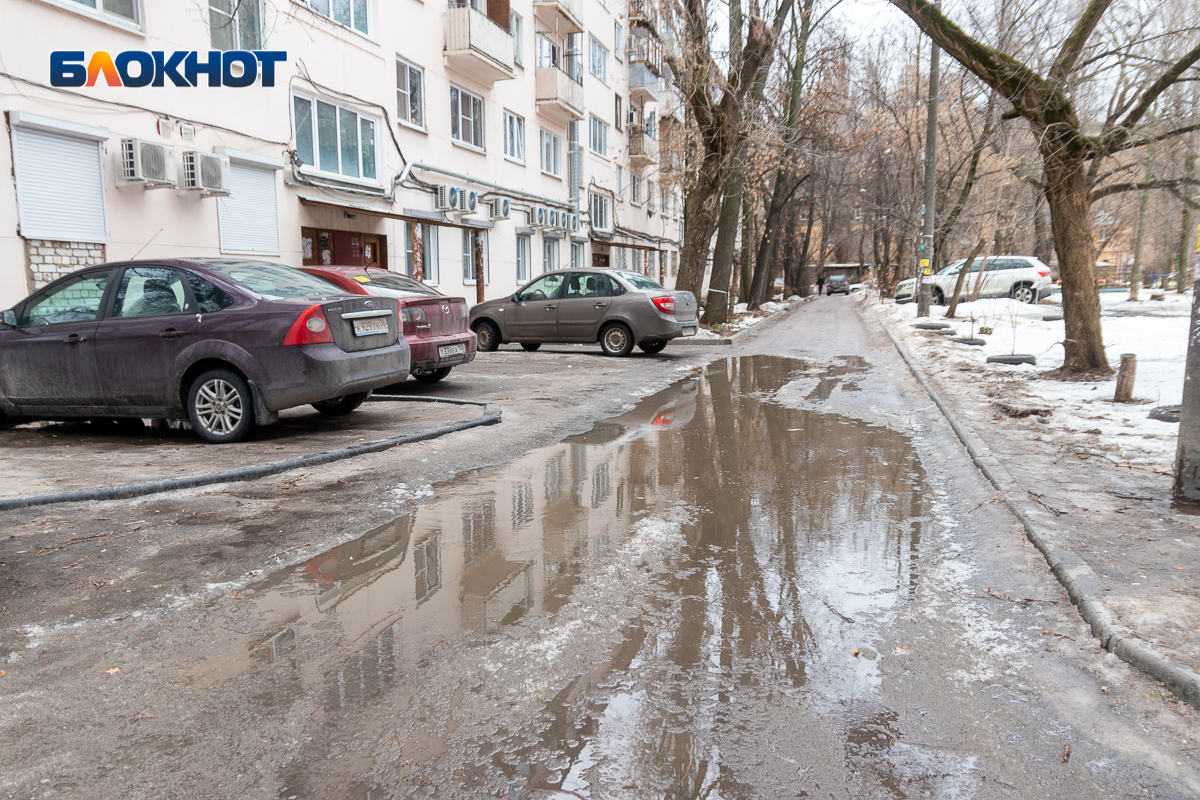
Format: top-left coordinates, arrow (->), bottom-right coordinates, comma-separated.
282,304 -> 334,346
399,307 -> 414,323
652,296 -> 675,314
1037,269 -> 1050,277
412,306 -> 427,323
458,301 -> 469,317
651,409 -> 675,426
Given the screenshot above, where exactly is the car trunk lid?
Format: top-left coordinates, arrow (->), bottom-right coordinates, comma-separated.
400,297 -> 467,339
670,291 -> 698,320
322,297 -> 399,351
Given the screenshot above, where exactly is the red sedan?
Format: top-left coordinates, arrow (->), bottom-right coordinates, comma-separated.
300,266 -> 476,383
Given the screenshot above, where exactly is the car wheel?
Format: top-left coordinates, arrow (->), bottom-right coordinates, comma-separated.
473,320 -> 500,352
413,367 -> 452,384
933,288 -> 945,305
521,343 -> 542,352
599,322 -> 634,357
312,391 -> 369,415
639,339 -> 668,354
187,369 -> 254,444
1011,284 -> 1036,304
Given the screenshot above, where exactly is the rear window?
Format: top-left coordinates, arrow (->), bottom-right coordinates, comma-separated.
348,271 -> 440,299
615,271 -> 663,291
203,261 -> 347,300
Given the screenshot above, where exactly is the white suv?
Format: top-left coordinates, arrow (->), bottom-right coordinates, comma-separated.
894,256 -> 1052,305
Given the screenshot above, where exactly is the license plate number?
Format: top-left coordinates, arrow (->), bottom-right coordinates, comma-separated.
352,317 -> 389,337
439,343 -> 467,358
682,326 -> 697,337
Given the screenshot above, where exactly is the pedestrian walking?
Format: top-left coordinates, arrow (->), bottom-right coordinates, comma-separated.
816,275 -> 825,296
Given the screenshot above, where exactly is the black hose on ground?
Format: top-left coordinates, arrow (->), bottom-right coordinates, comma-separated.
0,397 -> 501,512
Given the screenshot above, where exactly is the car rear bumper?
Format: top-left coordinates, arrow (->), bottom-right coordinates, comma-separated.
639,316 -> 700,342
256,341 -> 411,411
409,331 -> 478,373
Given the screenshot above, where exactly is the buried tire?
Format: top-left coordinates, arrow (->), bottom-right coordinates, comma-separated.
312,391 -> 369,416
599,322 -> 634,357
187,369 -> 255,444
473,320 -> 500,352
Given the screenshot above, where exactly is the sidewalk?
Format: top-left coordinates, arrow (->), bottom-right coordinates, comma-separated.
862,291 -> 1200,706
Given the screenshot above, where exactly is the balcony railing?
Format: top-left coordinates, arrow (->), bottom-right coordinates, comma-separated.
627,35 -> 664,77
629,0 -> 660,36
445,2 -> 515,85
533,0 -> 583,33
629,124 -> 657,168
629,64 -> 661,102
536,65 -> 585,123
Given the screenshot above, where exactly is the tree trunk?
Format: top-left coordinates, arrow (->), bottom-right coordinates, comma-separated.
1032,187 -> 1053,267
1130,189 -> 1149,301
945,238 -> 986,319
703,171 -> 745,324
1043,149 -> 1109,374
1178,206 -> 1193,294
677,174 -> 725,298
739,188 -> 754,302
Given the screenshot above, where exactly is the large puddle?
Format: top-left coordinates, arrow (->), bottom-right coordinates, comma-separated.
189,356 -> 931,797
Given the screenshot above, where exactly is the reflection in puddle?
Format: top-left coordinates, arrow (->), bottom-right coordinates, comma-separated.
199,356 -> 929,797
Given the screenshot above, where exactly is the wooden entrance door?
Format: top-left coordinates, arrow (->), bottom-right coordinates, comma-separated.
592,253 -> 609,268
362,235 -> 384,269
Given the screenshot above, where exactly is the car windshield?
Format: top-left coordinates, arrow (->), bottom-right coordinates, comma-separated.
830,275 -> 846,281
203,261 -> 347,299
344,271 -> 439,299
615,271 -> 664,290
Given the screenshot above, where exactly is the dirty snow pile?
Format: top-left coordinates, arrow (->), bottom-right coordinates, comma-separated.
867,291 -> 1190,469
695,296 -> 802,338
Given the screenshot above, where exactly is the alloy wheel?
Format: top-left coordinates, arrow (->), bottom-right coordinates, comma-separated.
194,378 -> 244,436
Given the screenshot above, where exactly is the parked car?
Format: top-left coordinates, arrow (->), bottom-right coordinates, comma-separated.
469,269 -> 699,356
300,266 -> 476,383
894,256 -> 1052,304
0,259 -> 410,443
826,274 -> 851,295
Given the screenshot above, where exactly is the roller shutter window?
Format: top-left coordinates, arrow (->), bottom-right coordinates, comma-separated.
217,162 -> 280,255
11,127 -> 108,243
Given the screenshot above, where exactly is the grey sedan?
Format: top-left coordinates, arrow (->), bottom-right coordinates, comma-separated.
469,270 -> 699,356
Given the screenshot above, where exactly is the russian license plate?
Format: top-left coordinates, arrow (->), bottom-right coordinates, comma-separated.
352,317 -> 389,337
439,343 -> 467,358
682,326 -> 697,337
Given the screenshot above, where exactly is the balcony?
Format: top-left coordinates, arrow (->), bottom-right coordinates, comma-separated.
445,2 -> 515,85
629,0 -> 660,37
627,34 -> 664,77
629,63 -> 660,103
628,124 -> 657,169
536,66 -> 584,124
533,0 -> 583,34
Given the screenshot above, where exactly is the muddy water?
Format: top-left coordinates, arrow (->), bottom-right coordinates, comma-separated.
227,356 -> 928,797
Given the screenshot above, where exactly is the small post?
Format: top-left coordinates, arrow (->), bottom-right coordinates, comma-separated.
1113,354 -> 1137,403
473,230 -> 485,305
1175,279 -> 1200,501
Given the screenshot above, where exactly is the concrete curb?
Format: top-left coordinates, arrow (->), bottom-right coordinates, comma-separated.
879,316 -> 1200,709
673,296 -> 812,346
0,396 -> 501,512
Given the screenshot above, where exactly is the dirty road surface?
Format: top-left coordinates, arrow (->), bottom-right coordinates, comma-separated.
3,297 -> 1199,798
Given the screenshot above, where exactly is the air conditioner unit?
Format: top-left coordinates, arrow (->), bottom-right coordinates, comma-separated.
530,207 -> 548,228
569,214 -> 581,232
489,198 -> 511,220
436,185 -> 461,211
458,190 -> 479,214
117,139 -> 177,188
548,209 -> 561,228
180,152 -> 231,196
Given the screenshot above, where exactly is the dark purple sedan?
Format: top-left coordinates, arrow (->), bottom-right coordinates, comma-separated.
0,259 -> 411,443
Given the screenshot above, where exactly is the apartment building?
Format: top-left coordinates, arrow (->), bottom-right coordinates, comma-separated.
0,0 -> 684,310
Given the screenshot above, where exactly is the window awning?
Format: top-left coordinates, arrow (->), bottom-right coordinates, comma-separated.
298,198 -> 493,231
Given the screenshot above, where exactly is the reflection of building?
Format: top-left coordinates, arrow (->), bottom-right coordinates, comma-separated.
1,0 -> 684,309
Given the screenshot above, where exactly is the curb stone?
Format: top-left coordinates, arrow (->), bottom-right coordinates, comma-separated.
878,316 -> 1200,709
674,296 -> 813,346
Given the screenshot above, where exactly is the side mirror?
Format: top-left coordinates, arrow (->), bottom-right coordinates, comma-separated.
512,293 -> 522,302
0,309 -> 15,328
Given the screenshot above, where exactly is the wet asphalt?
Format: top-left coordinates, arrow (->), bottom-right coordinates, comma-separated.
3,295 -> 1199,798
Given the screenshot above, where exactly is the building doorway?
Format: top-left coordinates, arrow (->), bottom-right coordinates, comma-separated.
591,253 -> 609,268
301,227 -> 388,268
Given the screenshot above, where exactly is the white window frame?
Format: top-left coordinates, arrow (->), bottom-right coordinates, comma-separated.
405,221 -> 440,283
589,115 -> 608,158
542,238 -> 559,274
631,172 -> 641,205
614,21 -> 623,61
511,12 -> 524,66
540,129 -> 562,177
571,241 -> 584,270
396,57 -> 425,131
44,0 -> 141,31
450,84 -> 486,151
210,0 -> 262,50
299,0 -> 369,36
589,191 -> 612,232
588,36 -> 608,84
462,229 -> 490,284
292,94 -> 380,186
503,110 -> 525,163
647,179 -> 655,210
517,234 -> 532,282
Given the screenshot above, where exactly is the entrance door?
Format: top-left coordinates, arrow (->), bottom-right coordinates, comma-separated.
362,235 -> 384,269
301,227 -> 386,267
592,253 -> 610,268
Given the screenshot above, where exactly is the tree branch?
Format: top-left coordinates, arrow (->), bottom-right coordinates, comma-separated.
1106,41 -> 1200,150
1111,121 -> 1200,153
1050,0 -> 1115,83
1090,177 -> 1200,203
1169,186 -> 1200,210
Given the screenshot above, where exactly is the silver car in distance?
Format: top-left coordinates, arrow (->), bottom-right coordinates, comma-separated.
469,269 -> 699,356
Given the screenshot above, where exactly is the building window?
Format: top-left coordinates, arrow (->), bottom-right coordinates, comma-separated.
542,238 -> 559,273
511,12 -> 524,66
293,96 -> 378,180
218,162 -> 280,255
589,115 -> 608,158
300,0 -> 368,35
414,534 -> 441,603
537,34 -> 559,68
614,21 -> 623,61
615,95 -> 623,132
632,248 -> 642,272
462,229 -> 489,283
589,192 -> 611,232
631,173 -> 641,205
647,180 -> 655,210
568,121 -> 582,202
661,186 -> 669,214
450,85 -> 485,150
64,0 -> 138,24
503,111 -> 525,162
565,33 -> 583,81
396,58 -> 424,129
540,129 -> 562,176
588,36 -> 607,84
571,241 -> 584,270
210,0 -> 260,49
517,234 -> 532,282
615,246 -> 626,269
405,222 -> 439,283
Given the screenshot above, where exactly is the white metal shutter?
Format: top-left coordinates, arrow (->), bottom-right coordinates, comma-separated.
217,163 -> 279,255
11,128 -> 108,243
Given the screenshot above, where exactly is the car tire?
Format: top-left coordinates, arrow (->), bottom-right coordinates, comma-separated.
1011,284 -> 1036,304
933,288 -> 945,305
187,368 -> 255,444
521,343 -> 542,352
599,322 -> 634,357
312,391 -> 369,415
413,367 -> 452,384
639,339 -> 668,354
473,320 -> 500,352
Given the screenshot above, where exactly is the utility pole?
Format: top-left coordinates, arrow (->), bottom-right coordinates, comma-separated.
916,31 -> 940,317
